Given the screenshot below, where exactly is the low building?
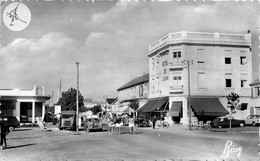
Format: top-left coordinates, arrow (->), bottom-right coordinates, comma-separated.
0,85 -> 51,124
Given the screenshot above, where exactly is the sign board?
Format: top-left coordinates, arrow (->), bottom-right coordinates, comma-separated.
54,105 -> 61,115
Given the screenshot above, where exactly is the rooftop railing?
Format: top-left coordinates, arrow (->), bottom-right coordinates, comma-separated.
148,31 -> 251,53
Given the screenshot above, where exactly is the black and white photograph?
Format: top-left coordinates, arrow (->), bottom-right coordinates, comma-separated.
0,0 -> 260,160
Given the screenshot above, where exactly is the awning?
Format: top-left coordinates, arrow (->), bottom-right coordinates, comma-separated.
142,97 -> 168,112
137,99 -> 158,112
124,107 -> 131,113
169,101 -> 182,117
190,98 -> 229,116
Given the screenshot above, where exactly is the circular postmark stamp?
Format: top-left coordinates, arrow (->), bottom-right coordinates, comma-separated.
2,2 -> 31,31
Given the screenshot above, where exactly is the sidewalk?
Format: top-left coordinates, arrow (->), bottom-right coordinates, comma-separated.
148,123 -> 260,134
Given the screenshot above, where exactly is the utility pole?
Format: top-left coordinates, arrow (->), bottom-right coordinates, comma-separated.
184,60 -> 193,131
75,62 -> 80,135
59,79 -> 62,99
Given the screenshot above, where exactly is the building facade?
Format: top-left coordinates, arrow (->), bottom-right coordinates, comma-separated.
144,31 -> 252,125
0,86 -> 51,124
116,74 -> 149,115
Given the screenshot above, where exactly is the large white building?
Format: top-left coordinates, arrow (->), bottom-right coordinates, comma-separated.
0,86 -> 51,124
143,31 -> 252,125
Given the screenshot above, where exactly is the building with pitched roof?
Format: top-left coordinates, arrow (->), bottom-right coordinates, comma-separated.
116,73 -> 149,115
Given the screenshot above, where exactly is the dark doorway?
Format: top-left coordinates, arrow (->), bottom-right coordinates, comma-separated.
20,102 -> 32,123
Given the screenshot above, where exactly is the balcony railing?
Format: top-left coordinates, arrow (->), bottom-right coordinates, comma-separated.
169,61 -> 183,69
169,85 -> 184,93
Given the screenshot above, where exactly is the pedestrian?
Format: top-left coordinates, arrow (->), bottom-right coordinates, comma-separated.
108,117 -> 114,134
152,115 -> 157,129
128,116 -> 135,134
0,121 -> 9,150
115,117 -> 122,134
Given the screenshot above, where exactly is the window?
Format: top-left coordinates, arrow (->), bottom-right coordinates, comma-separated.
197,49 -> 205,63
255,87 -> 260,97
198,73 -> 206,88
225,79 -> 232,87
173,51 -> 181,58
162,61 -> 168,67
163,68 -> 167,74
152,58 -> 154,69
240,57 -> 247,65
225,57 -> 231,64
139,85 -> 143,97
173,76 -> 182,85
241,80 -> 247,87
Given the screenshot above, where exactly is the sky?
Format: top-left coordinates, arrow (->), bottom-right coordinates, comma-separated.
0,0 -> 260,104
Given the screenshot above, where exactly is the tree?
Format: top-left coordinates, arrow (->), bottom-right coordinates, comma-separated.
226,92 -> 240,128
89,105 -> 102,115
56,88 -> 84,111
129,99 -> 139,117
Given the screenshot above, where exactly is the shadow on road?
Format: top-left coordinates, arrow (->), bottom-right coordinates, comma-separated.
119,131 -> 143,135
14,128 -> 33,131
6,143 -> 36,150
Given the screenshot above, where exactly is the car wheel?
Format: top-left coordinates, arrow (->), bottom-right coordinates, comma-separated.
9,126 -> 14,131
218,126 -> 222,129
252,122 -> 256,127
240,122 -> 245,127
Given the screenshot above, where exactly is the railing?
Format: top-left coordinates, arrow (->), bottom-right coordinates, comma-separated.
169,61 -> 183,69
169,85 -> 184,93
148,31 -> 250,53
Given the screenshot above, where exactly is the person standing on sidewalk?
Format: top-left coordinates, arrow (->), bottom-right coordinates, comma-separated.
152,116 -> 157,129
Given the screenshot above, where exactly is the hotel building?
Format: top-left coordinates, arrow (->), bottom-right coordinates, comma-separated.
141,31 -> 252,125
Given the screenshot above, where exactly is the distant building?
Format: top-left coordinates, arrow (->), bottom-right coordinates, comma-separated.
0,85 -> 51,124
117,73 -> 149,115
141,31 -> 252,125
105,98 -> 117,112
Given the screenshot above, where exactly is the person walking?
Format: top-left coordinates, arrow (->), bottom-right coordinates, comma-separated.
152,115 -> 157,130
0,122 -> 9,150
115,117 -> 122,134
128,116 -> 135,134
108,117 -> 114,134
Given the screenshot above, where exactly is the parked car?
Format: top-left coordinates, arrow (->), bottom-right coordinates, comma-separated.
135,115 -> 151,127
0,116 -> 20,131
211,116 -> 245,128
245,115 -> 260,126
83,117 -> 109,132
59,111 -> 76,130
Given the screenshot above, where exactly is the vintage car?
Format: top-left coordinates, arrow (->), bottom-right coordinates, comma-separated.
211,116 -> 245,128
245,115 -> 260,126
135,115 -> 151,127
83,117 -> 109,132
0,116 -> 20,131
59,111 -> 76,130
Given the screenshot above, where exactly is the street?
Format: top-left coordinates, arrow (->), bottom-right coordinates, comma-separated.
0,125 -> 259,161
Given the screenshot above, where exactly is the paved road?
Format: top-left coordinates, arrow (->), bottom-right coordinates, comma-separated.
0,125 -> 259,161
